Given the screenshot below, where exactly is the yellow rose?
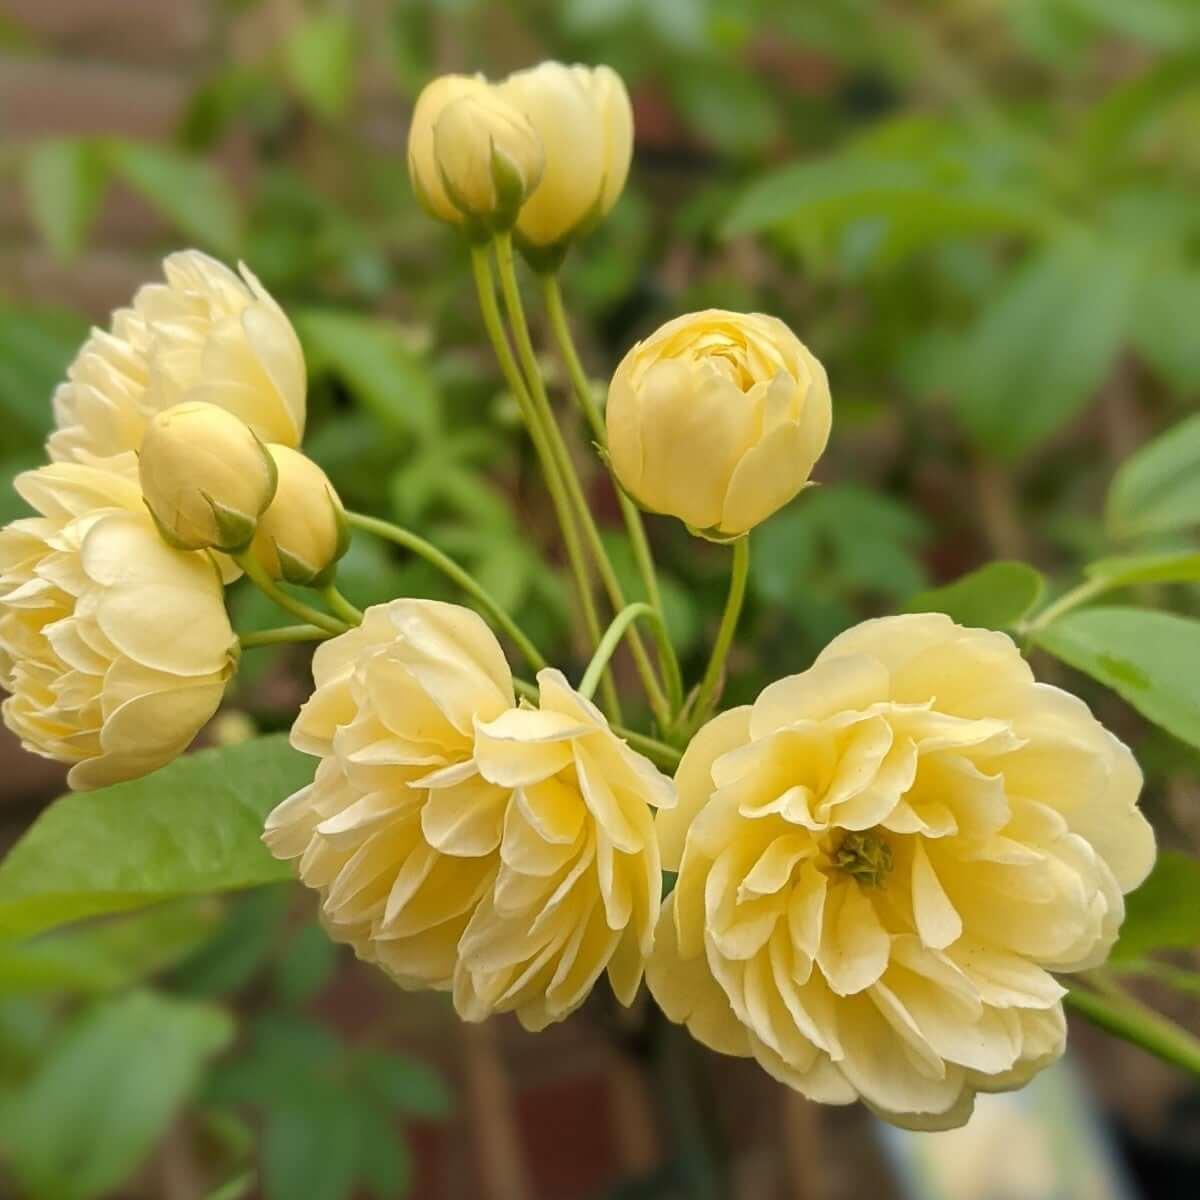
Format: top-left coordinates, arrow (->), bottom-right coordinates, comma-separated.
431,92 -> 544,231
49,250 -> 305,464
0,461 -> 236,789
263,603 -> 675,1029
408,74 -> 492,225
139,402 -> 277,552
647,613 -> 1154,1130
454,666 -> 674,1030
250,446 -> 347,587
498,61 -> 633,253
606,310 -> 832,537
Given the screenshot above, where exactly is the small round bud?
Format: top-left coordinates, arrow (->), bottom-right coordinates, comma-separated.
251,446 -> 348,587
432,92 -> 544,233
139,401 -> 277,552
408,73 -> 492,226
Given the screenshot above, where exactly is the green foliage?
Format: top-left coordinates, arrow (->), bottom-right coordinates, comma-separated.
0,738 -> 310,938
0,990 -> 233,1200
23,140 -> 107,262
906,561 -> 1045,630
1113,852 -> 1200,961
283,12 -> 355,121
0,307 -> 89,444
1035,607 -> 1200,750
1107,414 -> 1200,540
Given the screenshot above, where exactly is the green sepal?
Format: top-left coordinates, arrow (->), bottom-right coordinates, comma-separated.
517,235 -> 570,274
144,500 -> 201,552
488,140 -> 527,231
685,522 -> 748,546
275,544 -> 321,587
203,493 -> 258,553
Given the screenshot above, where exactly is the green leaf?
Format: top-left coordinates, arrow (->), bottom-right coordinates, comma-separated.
107,141 -> 241,255
0,901 -> 220,996
283,12 -> 354,121
0,306 -> 89,441
1034,606 -> 1200,749
296,310 -> 439,441
1112,851 -> 1200,960
905,561 -> 1045,630
262,1085 -> 360,1200
359,1053 -> 454,1119
24,139 -> 107,261
0,990 -> 233,1200
1107,413 -> 1200,539
0,736 -> 311,938
955,240 -> 1134,460
356,1103 -> 413,1197
274,921 -> 338,1006
1129,268 -> 1200,392
1085,550 -> 1200,588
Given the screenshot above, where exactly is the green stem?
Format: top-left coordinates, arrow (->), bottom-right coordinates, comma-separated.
541,271 -> 682,713
232,552 -> 348,636
468,243 -> 620,722
1066,983 -> 1200,1079
1023,577 -> 1108,635
494,232 -> 671,728
514,676 -> 681,770
321,584 -> 363,625
689,537 -> 750,732
239,624 -> 332,649
580,603 -> 667,701
346,510 -> 548,674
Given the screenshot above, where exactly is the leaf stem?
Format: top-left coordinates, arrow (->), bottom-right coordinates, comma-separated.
345,511 -> 547,674
1023,577 -> 1108,635
540,271 -> 682,712
494,232 -> 670,728
468,242 -> 620,721
689,536 -> 750,732
232,552 -> 347,637
239,624 -> 333,649
580,603 -> 678,703
1066,982 -> 1200,1079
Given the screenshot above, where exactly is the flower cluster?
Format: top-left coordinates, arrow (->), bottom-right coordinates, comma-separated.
0,56 -> 1158,1131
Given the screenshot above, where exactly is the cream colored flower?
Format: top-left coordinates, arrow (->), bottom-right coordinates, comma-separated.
432,92 -> 544,230
647,613 -> 1154,1130
0,460 -> 236,789
606,310 -> 831,538
263,603 -> 674,1029
250,446 -> 347,587
498,61 -> 633,251
407,73 -> 493,225
454,667 -> 673,1030
49,250 -> 305,464
139,402 -> 277,552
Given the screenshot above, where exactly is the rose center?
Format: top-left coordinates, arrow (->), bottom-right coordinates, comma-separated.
831,830 -> 893,887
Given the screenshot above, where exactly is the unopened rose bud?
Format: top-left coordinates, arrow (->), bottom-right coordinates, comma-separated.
408,73 -> 492,225
431,92 -> 544,233
606,310 -> 832,539
251,446 -> 348,587
499,61 -> 633,260
139,401 -> 277,552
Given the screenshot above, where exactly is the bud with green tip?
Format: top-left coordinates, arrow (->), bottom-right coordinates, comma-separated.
251,445 -> 349,587
432,91 -> 544,235
139,401 -> 277,552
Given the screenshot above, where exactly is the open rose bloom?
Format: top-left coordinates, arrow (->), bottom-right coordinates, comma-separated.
648,613 -> 1154,1129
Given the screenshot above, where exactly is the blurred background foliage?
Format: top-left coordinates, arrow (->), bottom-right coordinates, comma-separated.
1,0 -> 1199,1197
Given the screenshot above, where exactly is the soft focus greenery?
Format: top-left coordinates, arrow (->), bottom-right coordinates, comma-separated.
2,1 -> 1200,1196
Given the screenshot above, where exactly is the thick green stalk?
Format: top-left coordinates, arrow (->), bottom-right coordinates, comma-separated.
346,510 -> 547,675
494,232 -> 671,728
540,271 -> 682,712
239,624 -> 332,649
321,584 -> 363,625
232,552 -> 347,636
689,537 -> 750,732
1066,983 -> 1200,1079
468,244 -> 620,721
579,602 -> 678,704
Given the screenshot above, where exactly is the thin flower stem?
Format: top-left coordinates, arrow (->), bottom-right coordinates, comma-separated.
580,602 -> 671,701
468,243 -> 621,722
540,271 -> 682,712
494,232 -> 671,729
321,584 -> 363,626
346,510 -> 548,674
514,677 -> 680,769
232,552 -> 348,637
689,536 -> 750,732
1065,983 -> 1200,1079
239,624 -> 332,649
